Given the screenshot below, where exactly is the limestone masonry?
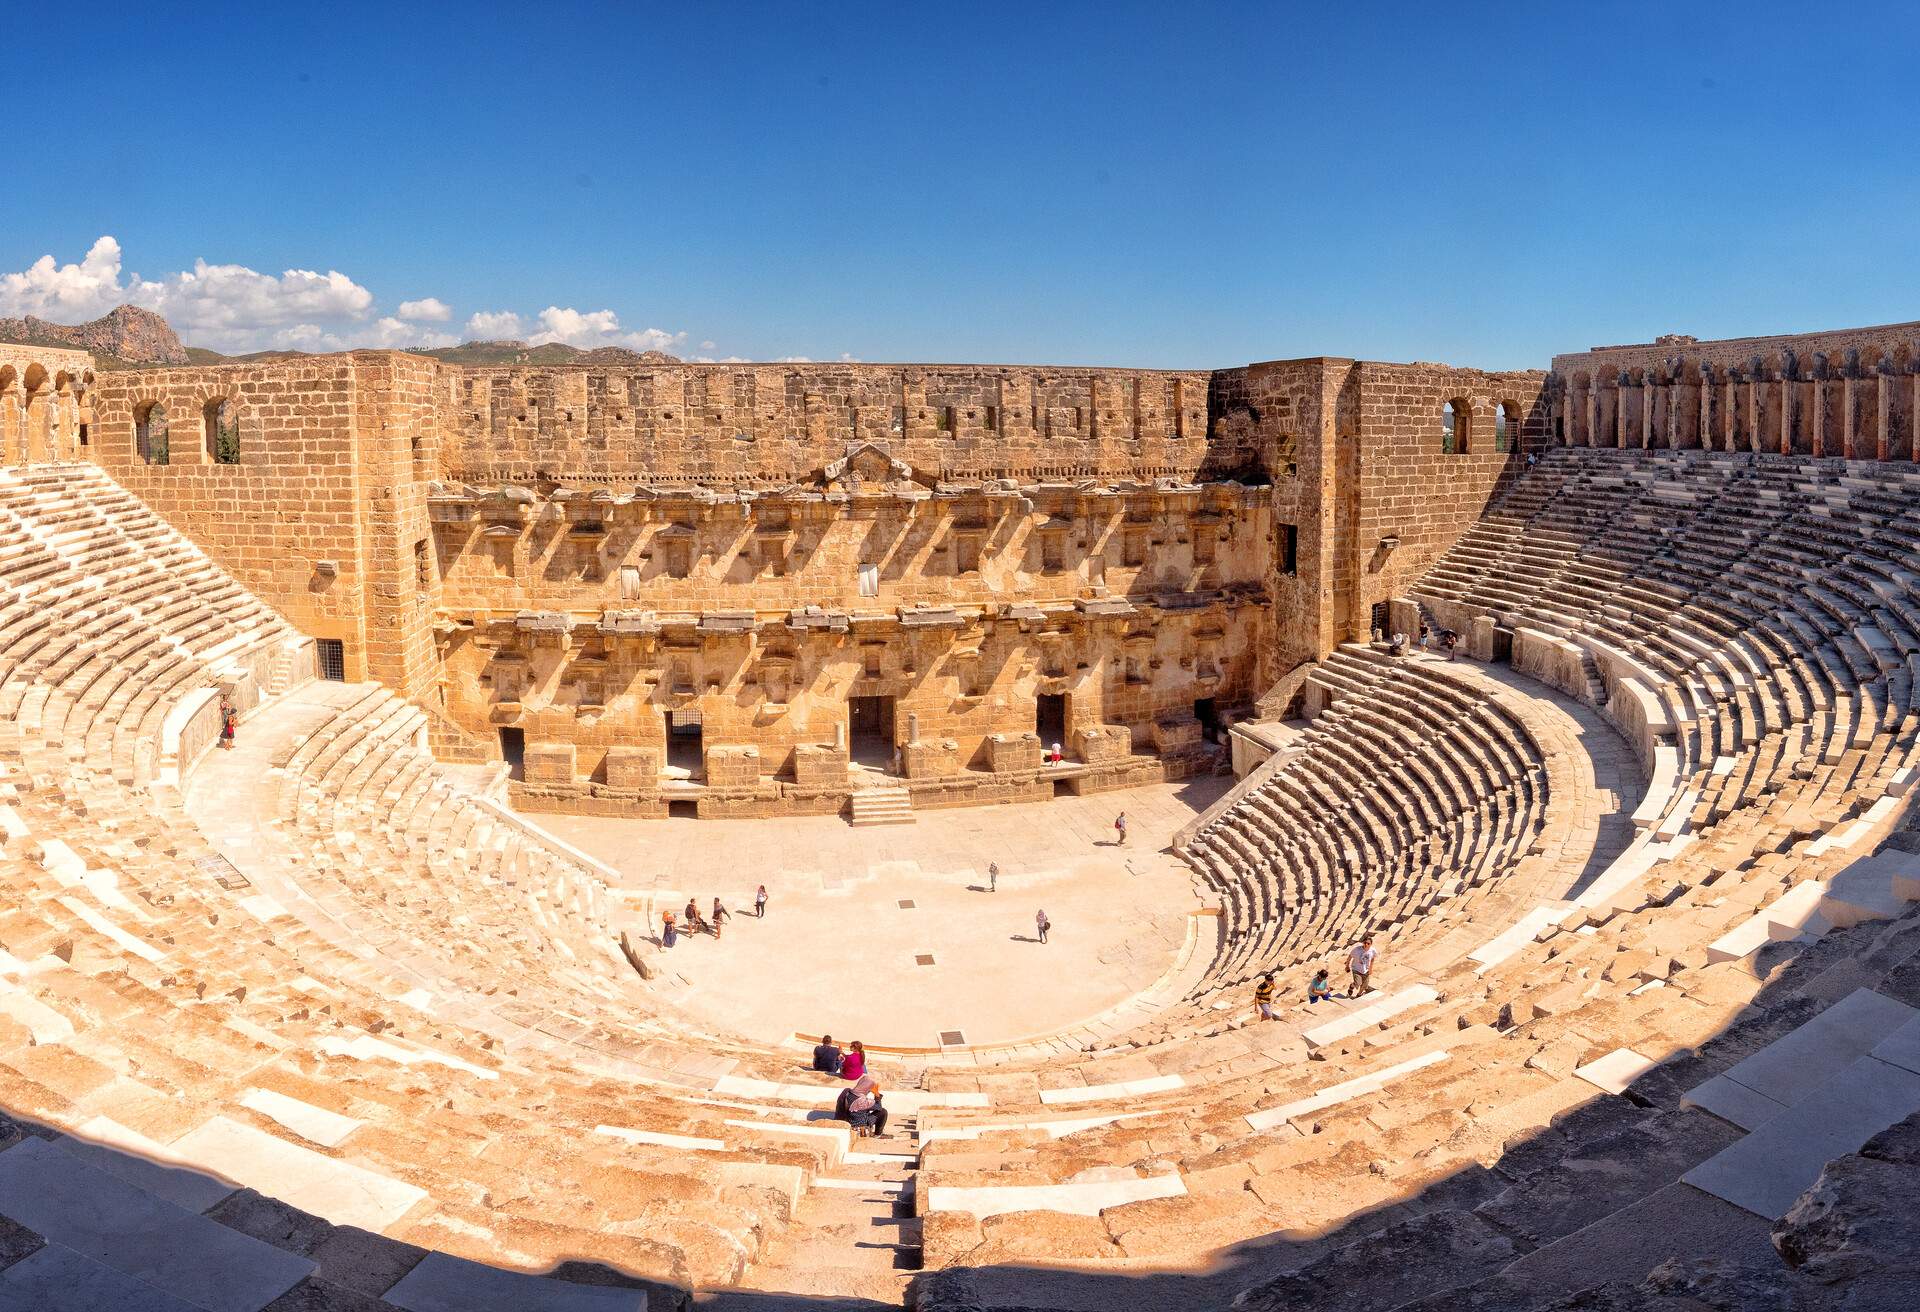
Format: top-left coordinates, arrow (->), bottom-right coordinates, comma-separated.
55,349 -> 1548,819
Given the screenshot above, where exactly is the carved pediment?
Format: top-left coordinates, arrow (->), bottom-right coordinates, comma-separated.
820,441 -> 920,493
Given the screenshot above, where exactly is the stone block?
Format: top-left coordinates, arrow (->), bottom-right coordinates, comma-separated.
602,745 -> 660,789
792,743 -> 850,787
704,744 -> 761,786
985,732 -> 1042,774
1074,723 -> 1132,765
1388,596 -> 1422,639
1151,717 -> 1203,755
522,741 -> 576,785
1468,614 -> 1497,661
902,737 -> 960,778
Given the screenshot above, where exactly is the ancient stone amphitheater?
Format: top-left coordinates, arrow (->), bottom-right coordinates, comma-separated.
0,325 -> 1914,1310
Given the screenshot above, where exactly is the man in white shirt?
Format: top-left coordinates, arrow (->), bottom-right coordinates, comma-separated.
1347,934 -> 1377,997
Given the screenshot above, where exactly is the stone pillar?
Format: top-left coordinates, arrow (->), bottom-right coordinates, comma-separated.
1640,381 -> 1654,448
1842,377 -> 1857,459
1777,379 -> 1793,455
1876,373 -> 1892,462
907,712 -> 920,745
1811,380 -> 1826,458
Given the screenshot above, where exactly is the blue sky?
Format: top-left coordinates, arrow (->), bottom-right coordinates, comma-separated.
4,2 -> 1915,369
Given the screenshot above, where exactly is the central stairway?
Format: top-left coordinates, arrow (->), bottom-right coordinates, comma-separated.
850,782 -> 915,827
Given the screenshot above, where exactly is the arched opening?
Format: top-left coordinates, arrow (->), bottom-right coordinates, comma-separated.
1496,401 -> 1522,453
1442,399 -> 1471,454
135,402 -> 170,466
203,397 -> 239,464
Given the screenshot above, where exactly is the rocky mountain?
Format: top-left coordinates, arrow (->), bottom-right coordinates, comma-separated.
0,305 -> 189,367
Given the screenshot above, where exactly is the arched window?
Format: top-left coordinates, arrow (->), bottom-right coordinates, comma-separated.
1496,401 -> 1522,453
1442,399 -> 1471,454
135,402 -> 170,466
203,397 -> 239,464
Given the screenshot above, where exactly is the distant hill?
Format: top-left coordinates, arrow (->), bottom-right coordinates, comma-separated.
0,305 -> 188,367
413,340 -> 682,367
4,309 -> 683,371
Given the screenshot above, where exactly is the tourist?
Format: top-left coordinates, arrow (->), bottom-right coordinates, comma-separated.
987,861 -> 999,893
1036,908 -> 1051,944
1347,934 -> 1377,997
219,699 -> 238,750
1308,968 -> 1333,1004
1526,451 -> 1539,470
840,1040 -> 867,1083
661,909 -> 677,949
711,897 -> 731,939
684,897 -> 707,935
848,1082 -> 889,1137
1049,742 -> 1063,765
812,1034 -> 843,1075
1114,812 -> 1128,846
755,884 -> 768,918
1419,623 -> 1435,651
1254,972 -> 1277,1021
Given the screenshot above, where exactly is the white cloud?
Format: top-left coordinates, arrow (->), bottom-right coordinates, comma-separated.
0,237 -> 708,359
0,235 -> 127,320
267,317 -> 459,353
464,309 -> 523,339
396,297 -> 452,322
528,305 -> 686,354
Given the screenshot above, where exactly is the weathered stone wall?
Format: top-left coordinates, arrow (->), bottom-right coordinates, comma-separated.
435,473 -> 1272,798
1204,357 -> 1547,670
87,357 -> 380,679
1345,360 -> 1549,643
72,343 -> 1554,815
437,363 -> 1253,486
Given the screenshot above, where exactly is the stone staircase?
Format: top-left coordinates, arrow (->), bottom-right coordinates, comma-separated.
850,783 -> 915,828
699,1132 -> 922,1309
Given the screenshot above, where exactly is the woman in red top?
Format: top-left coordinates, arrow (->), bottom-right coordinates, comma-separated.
839,1040 -> 866,1082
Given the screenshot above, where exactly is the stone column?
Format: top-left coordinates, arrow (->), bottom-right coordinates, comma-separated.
1875,372 -> 1891,462
1842,377 -> 1858,459
1810,380 -> 1826,458
1583,382 -> 1596,446
1777,379 -> 1792,455
1640,380 -> 1655,448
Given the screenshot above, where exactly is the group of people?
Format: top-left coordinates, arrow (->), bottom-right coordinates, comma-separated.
812,1036 -> 888,1135
661,884 -> 769,947
1253,933 -> 1378,1021
1418,623 -> 1461,660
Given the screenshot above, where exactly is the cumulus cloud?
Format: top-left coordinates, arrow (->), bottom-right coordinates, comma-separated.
464,309 -> 523,339
0,237 -> 722,359
528,306 -> 686,354
0,235 -> 127,321
396,297 -> 452,322
0,236 -> 393,352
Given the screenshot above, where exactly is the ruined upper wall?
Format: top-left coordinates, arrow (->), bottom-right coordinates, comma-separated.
1553,320 -> 1920,381
434,362 -> 1253,486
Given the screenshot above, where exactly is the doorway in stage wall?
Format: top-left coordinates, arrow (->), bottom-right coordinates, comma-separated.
1194,697 -> 1221,744
666,708 -> 704,778
1036,693 -> 1067,754
498,727 -> 525,782
849,695 -> 896,770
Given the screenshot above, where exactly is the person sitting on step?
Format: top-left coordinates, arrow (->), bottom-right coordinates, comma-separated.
812,1034 -> 844,1075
